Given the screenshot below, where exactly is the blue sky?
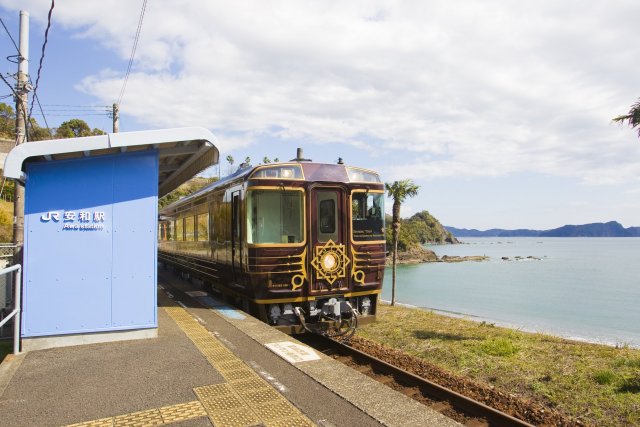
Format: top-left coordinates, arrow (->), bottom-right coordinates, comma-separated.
1,1 -> 640,230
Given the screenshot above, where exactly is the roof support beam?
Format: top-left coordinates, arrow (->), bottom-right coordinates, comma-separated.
159,145 -> 200,157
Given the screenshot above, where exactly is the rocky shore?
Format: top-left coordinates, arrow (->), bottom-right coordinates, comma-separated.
386,245 -> 489,265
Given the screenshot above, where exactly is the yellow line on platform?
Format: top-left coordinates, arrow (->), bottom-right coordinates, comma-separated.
64,304 -> 314,427
164,306 -> 315,427
64,400 -> 206,427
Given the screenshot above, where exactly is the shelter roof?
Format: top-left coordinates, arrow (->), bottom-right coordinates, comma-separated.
2,127 -> 219,197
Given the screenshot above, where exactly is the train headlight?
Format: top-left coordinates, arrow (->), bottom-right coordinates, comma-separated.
322,252 -> 337,271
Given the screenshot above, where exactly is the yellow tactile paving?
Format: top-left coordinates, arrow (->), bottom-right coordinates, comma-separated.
207,407 -> 262,427
164,305 -> 316,427
158,401 -> 207,423
63,400 -> 208,427
64,303 -> 315,427
215,360 -> 249,373
65,417 -> 114,427
265,416 -> 317,427
253,399 -> 301,421
113,409 -> 163,427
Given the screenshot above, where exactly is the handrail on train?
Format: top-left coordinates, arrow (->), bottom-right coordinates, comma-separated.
0,264 -> 22,355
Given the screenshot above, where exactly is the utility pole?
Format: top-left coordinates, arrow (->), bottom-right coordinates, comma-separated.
112,103 -> 119,133
13,10 -> 29,259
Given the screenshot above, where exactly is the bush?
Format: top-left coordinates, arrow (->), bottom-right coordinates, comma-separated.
479,338 -> 519,357
593,370 -> 616,385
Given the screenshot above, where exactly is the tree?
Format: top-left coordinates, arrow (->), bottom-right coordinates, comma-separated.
262,156 -> 271,164
28,118 -> 53,141
55,119 -> 105,139
0,102 -> 15,138
226,155 -> 234,175
385,179 -> 420,306
613,98 -> 640,137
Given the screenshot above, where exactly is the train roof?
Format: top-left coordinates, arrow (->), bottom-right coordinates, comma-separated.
159,161 -> 382,214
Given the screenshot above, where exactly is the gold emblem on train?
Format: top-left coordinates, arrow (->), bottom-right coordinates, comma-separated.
310,239 -> 350,285
290,247 -> 307,291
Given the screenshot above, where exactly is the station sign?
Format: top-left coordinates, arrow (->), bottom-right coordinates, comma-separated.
40,210 -> 106,231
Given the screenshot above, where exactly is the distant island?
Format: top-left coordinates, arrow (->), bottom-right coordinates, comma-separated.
446,221 -> 640,237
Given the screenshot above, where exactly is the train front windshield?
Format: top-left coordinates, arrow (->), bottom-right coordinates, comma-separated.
352,192 -> 385,242
247,190 -> 304,244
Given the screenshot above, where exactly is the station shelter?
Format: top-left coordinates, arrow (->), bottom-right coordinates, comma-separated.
3,127 -> 218,351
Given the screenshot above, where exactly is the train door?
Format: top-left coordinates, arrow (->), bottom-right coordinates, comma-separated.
310,187 -> 348,292
231,190 -> 243,282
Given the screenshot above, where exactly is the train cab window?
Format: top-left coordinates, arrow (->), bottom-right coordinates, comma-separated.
247,190 -> 303,244
197,213 -> 209,241
317,191 -> 338,242
176,218 -> 184,241
352,192 -> 385,241
185,216 -> 195,241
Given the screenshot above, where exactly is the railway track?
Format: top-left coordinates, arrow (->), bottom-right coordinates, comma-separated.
299,334 -> 534,427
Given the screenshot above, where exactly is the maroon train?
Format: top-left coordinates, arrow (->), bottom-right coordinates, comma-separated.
158,156 -> 385,336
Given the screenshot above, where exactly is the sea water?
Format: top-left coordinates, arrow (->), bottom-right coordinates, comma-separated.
382,238 -> 640,347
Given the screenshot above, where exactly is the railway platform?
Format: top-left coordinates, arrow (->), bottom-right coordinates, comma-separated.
0,269 -> 459,427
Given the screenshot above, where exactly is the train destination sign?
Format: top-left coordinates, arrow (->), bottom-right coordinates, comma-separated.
40,210 -> 106,231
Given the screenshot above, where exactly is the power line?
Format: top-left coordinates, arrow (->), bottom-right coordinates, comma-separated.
28,0 -> 55,123
45,108 -> 109,110
0,17 -> 19,53
31,113 -> 109,117
117,0 -> 148,106
0,73 -> 30,142
31,91 -> 52,137
40,104 -> 110,108
0,73 -> 16,96
39,109 -> 111,113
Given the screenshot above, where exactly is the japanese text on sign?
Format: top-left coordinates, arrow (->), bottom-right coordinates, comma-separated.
40,210 -> 106,231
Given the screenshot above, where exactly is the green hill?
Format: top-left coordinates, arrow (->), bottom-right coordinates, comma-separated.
158,176 -> 218,209
386,210 -> 458,250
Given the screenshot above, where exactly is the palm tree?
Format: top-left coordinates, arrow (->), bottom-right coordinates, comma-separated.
226,155 -> 234,175
613,98 -> 640,137
385,179 -> 420,306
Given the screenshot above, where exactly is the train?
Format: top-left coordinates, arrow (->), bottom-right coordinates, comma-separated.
158,150 -> 385,336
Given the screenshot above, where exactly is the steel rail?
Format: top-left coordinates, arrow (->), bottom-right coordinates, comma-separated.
303,334 -> 534,427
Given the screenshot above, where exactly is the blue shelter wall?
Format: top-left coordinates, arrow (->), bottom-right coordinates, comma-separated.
22,150 -> 158,337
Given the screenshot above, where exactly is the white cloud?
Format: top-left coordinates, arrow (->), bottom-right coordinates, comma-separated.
4,0 -> 640,184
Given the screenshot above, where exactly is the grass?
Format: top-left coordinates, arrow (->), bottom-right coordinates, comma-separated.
0,199 -> 13,242
359,304 -> 640,427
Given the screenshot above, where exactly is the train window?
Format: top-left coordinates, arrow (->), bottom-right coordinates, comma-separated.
176,218 -> 184,241
247,190 -> 303,244
346,167 -> 381,183
317,191 -> 338,242
185,216 -> 195,241
250,165 -> 303,180
166,221 -> 173,241
352,192 -> 385,242
197,213 -> 209,241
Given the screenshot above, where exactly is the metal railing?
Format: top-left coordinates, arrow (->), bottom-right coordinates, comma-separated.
0,244 -> 14,265
0,264 -> 22,354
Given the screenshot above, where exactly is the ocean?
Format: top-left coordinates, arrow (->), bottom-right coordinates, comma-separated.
381,237 -> 640,347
